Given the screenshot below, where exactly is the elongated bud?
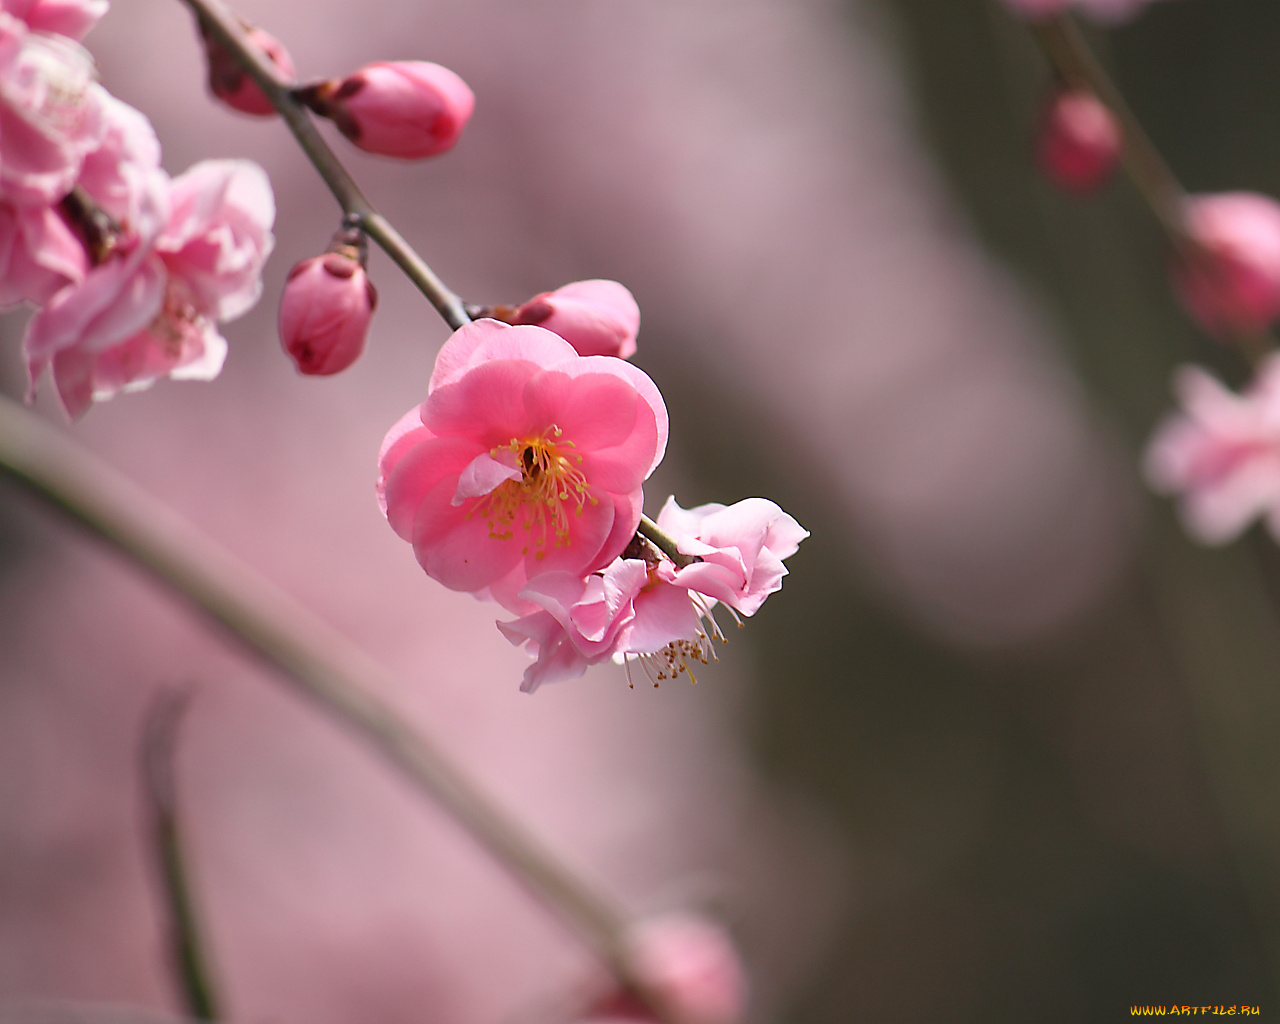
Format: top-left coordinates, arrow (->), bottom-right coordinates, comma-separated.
280,226 -> 377,375
298,61 -> 474,159
1035,88 -> 1121,195
1174,191 -> 1280,338
477,279 -> 640,359
201,21 -> 295,117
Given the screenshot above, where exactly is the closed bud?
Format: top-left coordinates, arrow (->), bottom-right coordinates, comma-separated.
300,61 -> 474,159
202,23 -> 295,117
483,279 -> 640,359
1035,88 -> 1121,195
279,233 -> 377,375
1174,192 -> 1280,337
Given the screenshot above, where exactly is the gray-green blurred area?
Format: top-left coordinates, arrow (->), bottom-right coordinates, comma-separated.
729,0 -> 1280,1019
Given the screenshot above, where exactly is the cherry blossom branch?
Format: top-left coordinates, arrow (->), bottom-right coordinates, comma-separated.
141,686 -> 222,1021
0,394 -> 668,1002
637,514 -> 697,569
1031,14 -> 1276,364
177,0 -> 471,330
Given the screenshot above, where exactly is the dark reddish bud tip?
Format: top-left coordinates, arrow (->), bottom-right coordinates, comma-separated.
515,280 -> 640,358
203,23 -> 296,117
310,60 -> 475,159
280,251 -> 377,376
1035,88 -> 1121,196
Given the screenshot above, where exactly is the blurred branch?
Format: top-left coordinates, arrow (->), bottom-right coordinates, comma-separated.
177,0 -> 471,330
141,686 -> 221,1021
0,395 -> 666,1003
1030,14 -> 1275,366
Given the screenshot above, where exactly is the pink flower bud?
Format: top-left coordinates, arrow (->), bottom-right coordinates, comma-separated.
202,24 -> 295,118
279,251 -> 377,375
304,61 -> 474,159
1035,89 -> 1121,196
509,279 -> 640,359
615,913 -> 748,1024
1174,192 -> 1280,337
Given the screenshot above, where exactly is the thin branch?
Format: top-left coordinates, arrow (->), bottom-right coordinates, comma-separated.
178,0 -> 471,331
0,394 -> 645,990
637,514 -> 698,569
141,686 -> 221,1021
1030,14 -> 1276,366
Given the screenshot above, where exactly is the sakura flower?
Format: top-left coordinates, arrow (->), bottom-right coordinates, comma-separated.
1144,356 -> 1280,544
0,198 -> 84,306
301,60 -> 474,159
1174,191 -> 1280,338
657,496 -> 808,616
24,158 -> 275,417
498,279 -> 641,359
377,318 -> 668,612
2,0 -> 108,41
0,9 -> 105,205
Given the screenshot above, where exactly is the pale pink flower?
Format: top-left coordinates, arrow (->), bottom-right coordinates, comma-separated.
279,250 -> 377,376
24,159 -> 275,417
0,197 -> 84,305
0,10 -> 105,205
378,318 -> 668,611
509,279 -> 641,359
1174,192 -> 1280,338
302,60 -> 474,160
2,0 -> 107,41
202,23 -> 295,118
1144,356 -> 1280,544
658,496 -> 808,617
1035,89 -> 1120,196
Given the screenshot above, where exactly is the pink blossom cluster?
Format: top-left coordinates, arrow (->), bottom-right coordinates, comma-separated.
1145,356 -> 1280,545
0,0 -> 275,417
378,315 -> 807,692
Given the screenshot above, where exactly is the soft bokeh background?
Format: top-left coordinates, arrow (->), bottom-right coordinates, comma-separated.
3,0 -> 1280,1020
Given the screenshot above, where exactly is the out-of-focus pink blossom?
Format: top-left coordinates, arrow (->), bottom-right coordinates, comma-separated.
508,279 -> 641,359
588,912 -> 747,1024
24,159 -> 275,417
0,198 -> 84,305
658,496 -> 808,617
0,10 -> 105,205
303,60 -> 474,159
2,0 -> 107,40
1174,192 -> 1280,338
1035,89 -> 1120,196
279,250 -> 377,375
1001,0 -> 1162,21
1144,356 -> 1280,544
202,23 -> 295,118
378,318 -> 667,612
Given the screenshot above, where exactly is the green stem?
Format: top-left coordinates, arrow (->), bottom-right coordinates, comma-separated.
142,686 -> 222,1021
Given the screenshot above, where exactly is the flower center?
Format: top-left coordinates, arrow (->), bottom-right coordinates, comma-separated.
470,425 -> 598,558
622,590 -> 728,688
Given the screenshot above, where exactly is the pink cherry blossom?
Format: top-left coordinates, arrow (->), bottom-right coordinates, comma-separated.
378,318 -> 667,612
657,496 -> 808,616
0,198 -> 85,306
509,279 -> 641,359
2,0 -> 107,41
1174,191 -> 1280,338
303,60 -> 474,160
279,250 -> 378,376
202,23 -> 295,118
24,159 -> 275,417
1144,356 -> 1280,544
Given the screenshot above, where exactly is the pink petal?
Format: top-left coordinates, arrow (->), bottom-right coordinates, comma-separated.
412,475 -> 526,592
521,367 -> 639,451
381,434 -> 482,540
452,452 -> 520,506
423,357 -> 539,445
428,318 -> 575,393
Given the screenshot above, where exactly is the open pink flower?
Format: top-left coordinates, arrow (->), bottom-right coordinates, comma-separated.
509,279 -> 641,359
378,318 -> 668,611
24,158 -> 275,417
658,496 -> 808,616
1144,356 -> 1280,544
0,9 -> 105,205
0,198 -> 84,306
